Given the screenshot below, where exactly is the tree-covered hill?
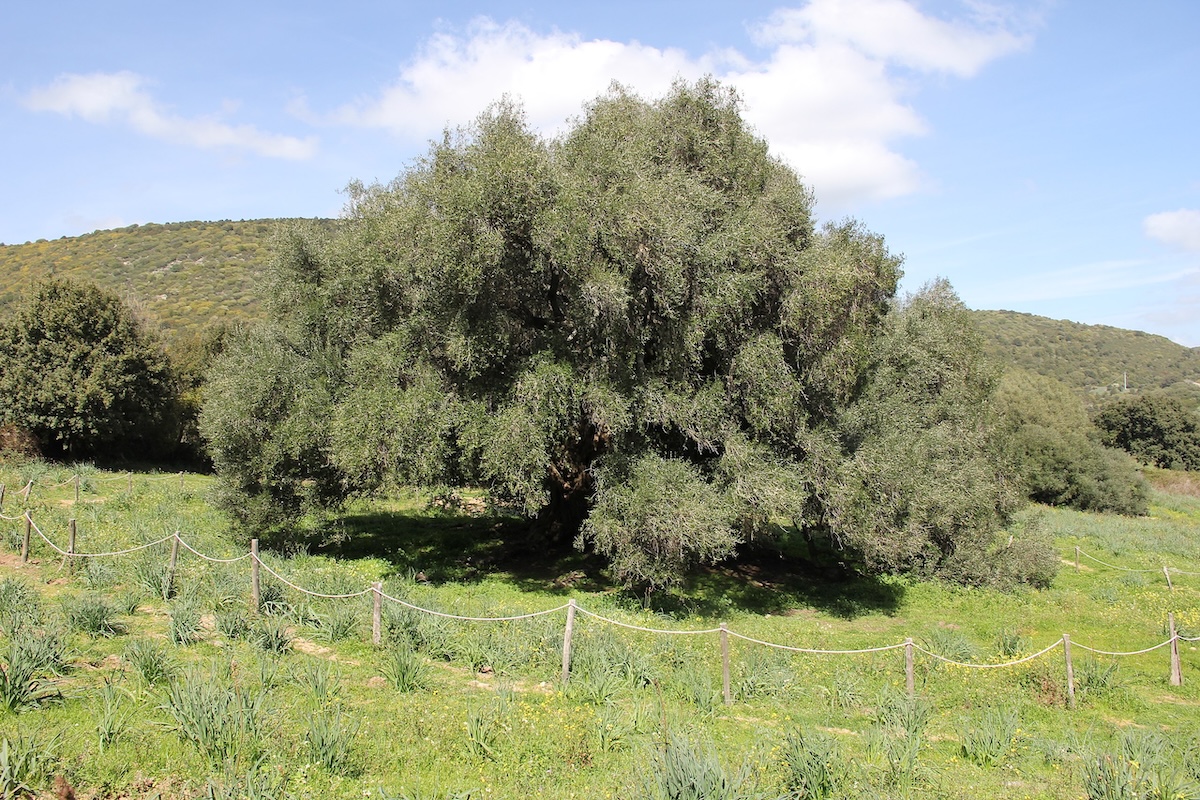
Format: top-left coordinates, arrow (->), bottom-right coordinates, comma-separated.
5,222 -> 1199,400
0,219 -> 328,343
973,309 -> 1200,395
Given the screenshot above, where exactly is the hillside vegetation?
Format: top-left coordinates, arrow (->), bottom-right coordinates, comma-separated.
974,309 -> 1200,395
0,220 -> 323,343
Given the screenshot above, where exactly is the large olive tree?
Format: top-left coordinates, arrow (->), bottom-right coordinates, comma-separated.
203,80 -> 1048,588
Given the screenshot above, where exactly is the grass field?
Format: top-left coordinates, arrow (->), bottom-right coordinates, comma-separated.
2,460 -> 1200,799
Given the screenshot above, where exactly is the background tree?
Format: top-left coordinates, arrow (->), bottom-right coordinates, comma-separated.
0,278 -> 178,460
1095,393 -> 1200,471
203,80 -> 1051,589
993,369 -> 1147,514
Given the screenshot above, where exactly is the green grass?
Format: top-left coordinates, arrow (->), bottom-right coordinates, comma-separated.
1,459 -> 1200,798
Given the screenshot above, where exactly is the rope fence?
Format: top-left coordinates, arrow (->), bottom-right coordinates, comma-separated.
2,508 -> 1195,708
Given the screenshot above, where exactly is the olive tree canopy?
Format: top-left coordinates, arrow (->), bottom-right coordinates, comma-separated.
203,80 -> 1050,588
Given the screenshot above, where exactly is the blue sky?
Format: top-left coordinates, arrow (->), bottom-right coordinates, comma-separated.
3,1 -> 1198,345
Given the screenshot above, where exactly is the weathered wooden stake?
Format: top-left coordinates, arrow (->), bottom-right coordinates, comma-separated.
21,512 -> 32,563
67,518 -> 77,571
250,538 -> 261,612
1170,612 -> 1183,687
1063,634 -> 1076,709
1075,546 -> 1080,573
372,582 -> 383,646
905,637 -> 915,698
20,480 -> 32,501
74,474 -> 80,504
1164,566 -> 1174,591
720,624 -> 731,706
561,599 -> 577,686
164,533 -> 180,600
0,483 -> 6,510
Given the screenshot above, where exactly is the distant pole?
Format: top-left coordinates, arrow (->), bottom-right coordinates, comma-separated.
74,474 -> 80,504
68,518 -> 77,556
1,483 -> 6,510
1169,612 -> 1183,687
905,638 -> 915,698
1063,634 -> 1076,710
21,512 -> 32,563
165,533 -> 180,600
250,538 -> 261,612
1164,567 -> 1174,591
561,599 -> 577,686
1075,547 -> 1080,573
372,582 -> 383,646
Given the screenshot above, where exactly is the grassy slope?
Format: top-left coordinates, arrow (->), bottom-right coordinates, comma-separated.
2,462 -> 1200,799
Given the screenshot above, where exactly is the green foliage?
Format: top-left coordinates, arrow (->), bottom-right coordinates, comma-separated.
1096,392 -> 1200,471
204,80 -> 1062,589
64,593 -> 124,637
975,309 -> 1200,394
0,733 -> 60,798
647,731 -> 758,800
305,706 -> 360,775
255,617 -> 293,654
380,644 -> 428,693
159,668 -> 271,765
0,278 -> 179,459
780,729 -> 849,799
832,281 -> 1055,586
958,707 -> 1020,767
994,369 -> 1148,514
124,638 -> 177,685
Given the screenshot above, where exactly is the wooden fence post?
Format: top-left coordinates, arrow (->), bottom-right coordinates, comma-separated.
1164,567 -> 1174,591
905,638 -> 915,698
21,512 -> 31,563
67,518 -> 77,571
372,582 -> 383,646
250,538 -> 261,612
720,624 -> 731,706
74,474 -> 80,504
0,483 -> 6,510
1063,634 -> 1076,709
561,599 -> 577,686
1075,546 -> 1080,573
1169,612 -> 1183,687
165,533 -> 180,600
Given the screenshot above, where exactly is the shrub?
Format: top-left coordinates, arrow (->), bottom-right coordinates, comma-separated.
124,638 -> 176,686
159,669 -> 270,765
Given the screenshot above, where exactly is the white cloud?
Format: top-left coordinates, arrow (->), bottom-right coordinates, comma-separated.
1144,209 -> 1200,252
324,1 -> 1031,208
26,71 -> 317,160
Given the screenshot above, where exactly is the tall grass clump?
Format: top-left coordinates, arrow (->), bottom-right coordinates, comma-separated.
780,729 -> 850,799
305,706 -> 360,775
380,645 -> 428,693
254,617 -> 293,655
64,593 -> 124,637
125,638 -> 176,685
646,731 -> 757,800
159,668 -> 270,765
168,599 -> 203,645
0,578 -> 43,635
0,733 -> 60,798
959,707 -> 1021,767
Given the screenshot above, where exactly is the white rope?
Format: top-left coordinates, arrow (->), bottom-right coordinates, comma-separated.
1167,567 -> 1200,576
252,555 -> 374,599
1181,635 -> 1200,642
1070,639 -> 1175,657
176,536 -> 251,563
47,475 -> 77,489
575,606 -> 722,635
0,511 -> 27,520
378,589 -> 569,622
19,481 -> 32,498
29,517 -> 175,557
727,629 -> 907,654
1075,549 -> 1160,573
912,639 -> 1063,669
